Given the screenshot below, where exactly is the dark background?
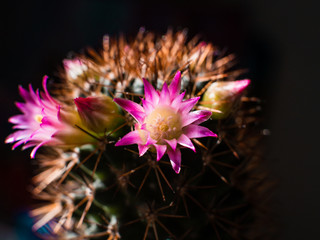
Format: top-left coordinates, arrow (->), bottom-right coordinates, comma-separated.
1,0 -> 319,239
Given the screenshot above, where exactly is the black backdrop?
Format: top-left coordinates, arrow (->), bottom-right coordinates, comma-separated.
1,0 -> 319,239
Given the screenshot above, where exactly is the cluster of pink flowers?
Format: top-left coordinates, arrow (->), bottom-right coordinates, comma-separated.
7,71 -> 250,173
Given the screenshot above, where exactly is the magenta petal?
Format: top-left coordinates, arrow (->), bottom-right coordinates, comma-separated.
233,79 -> 251,92
115,130 -> 146,146
183,125 -> 217,139
130,111 -> 146,123
171,92 -> 185,110
19,85 -> 36,104
165,138 -> 177,151
114,98 -> 145,123
178,134 -> 195,152
138,144 -> 149,156
181,110 -> 212,127
6,130 -> 31,143
141,99 -> 154,115
12,139 -> 27,149
159,82 -> 170,104
168,71 -> 181,98
8,114 -> 26,125
179,97 -> 200,114
145,135 -> 157,146
42,76 -> 57,105
30,142 -> 47,158
154,144 -> 167,161
143,78 -> 159,105
167,147 -> 181,174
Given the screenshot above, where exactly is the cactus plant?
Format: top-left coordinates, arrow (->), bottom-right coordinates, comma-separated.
6,28 -> 272,240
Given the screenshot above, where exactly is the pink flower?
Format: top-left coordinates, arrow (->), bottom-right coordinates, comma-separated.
114,71 -> 217,173
6,76 -> 95,158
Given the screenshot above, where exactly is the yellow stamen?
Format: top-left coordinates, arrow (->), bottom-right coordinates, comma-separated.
145,106 -> 182,143
34,114 -> 43,123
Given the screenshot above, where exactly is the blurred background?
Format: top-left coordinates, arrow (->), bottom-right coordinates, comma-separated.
1,0 -> 319,239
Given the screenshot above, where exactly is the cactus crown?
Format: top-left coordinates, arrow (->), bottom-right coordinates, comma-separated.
6,28 -> 271,240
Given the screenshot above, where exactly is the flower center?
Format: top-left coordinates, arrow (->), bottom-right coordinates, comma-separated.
34,114 -> 43,123
145,106 -> 182,142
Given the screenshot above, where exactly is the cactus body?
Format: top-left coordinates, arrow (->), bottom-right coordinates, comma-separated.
6,29 -> 271,240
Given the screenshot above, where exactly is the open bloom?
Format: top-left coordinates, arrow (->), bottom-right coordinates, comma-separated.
114,71 -> 217,173
5,76 -> 96,158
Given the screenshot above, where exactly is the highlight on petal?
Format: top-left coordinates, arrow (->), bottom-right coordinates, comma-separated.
165,139 -> 177,151
114,98 -> 145,123
168,71 -> 181,97
181,110 -> 212,127
143,78 -> 159,105
42,76 -> 58,105
179,97 -> 200,114
115,130 -> 147,146
138,144 -> 149,156
30,142 -> 47,158
154,144 -> 167,161
159,82 -> 170,105
171,92 -> 185,110
183,125 -> 217,139
177,134 -> 195,152
167,147 -> 181,174
141,99 -> 154,115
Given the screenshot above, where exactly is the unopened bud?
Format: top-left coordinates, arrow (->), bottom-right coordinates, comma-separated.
202,79 -> 250,119
74,96 -> 124,135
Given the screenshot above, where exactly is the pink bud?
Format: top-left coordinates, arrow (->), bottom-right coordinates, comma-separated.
202,79 -> 250,119
74,96 -> 123,134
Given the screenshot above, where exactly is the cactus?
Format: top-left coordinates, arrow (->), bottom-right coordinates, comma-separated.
6,28 -> 272,239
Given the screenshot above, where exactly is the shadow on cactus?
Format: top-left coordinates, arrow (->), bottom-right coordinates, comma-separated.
6,28 -> 274,239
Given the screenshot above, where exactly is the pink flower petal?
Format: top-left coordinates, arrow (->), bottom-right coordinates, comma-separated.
177,134 -> 195,152
129,111 -> 146,123
167,147 -> 181,174
154,144 -> 167,161
30,141 -> 47,158
171,92 -> 185,110
145,135 -> 157,146
114,98 -> 145,123
141,99 -> 154,115
165,138 -> 177,151
19,85 -> 36,104
42,76 -> 58,105
22,141 -> 38,150
168,71 -> 181,98
138,144 -> 149,156
6,130 -> 31,143
12,139 -> 28,149
159,82 -> 170,105
179,97 -> 200,114
9,114 -> 26,125
232,79 -> 251,92
143,78 -> 159,105
115,130 -> 147,146
181,110 -> 212,127
183,125 -> 217,139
